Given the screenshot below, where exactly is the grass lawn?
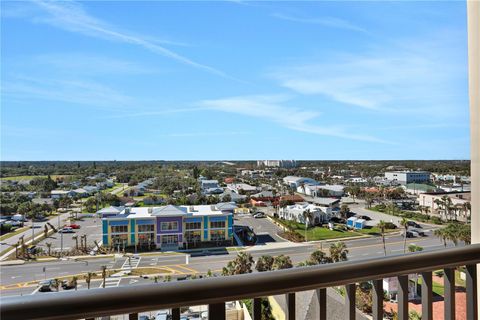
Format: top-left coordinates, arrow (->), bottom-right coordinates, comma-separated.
418,277 -> 445,296
104,183 -> 123,193
274,218 -> 363,240
356,226 -> 397,235
0,175 -> 72,181
0,226 -> 29,241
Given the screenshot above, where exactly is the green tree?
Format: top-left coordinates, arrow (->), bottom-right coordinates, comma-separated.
339,204 -> 350,219
309,249 -> 331,264
45,242 -> 52,256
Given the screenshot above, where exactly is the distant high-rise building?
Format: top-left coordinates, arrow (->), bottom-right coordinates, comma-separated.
257,160 -> 297,168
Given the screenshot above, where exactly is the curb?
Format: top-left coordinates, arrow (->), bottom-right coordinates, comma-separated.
0,260 -> 25,266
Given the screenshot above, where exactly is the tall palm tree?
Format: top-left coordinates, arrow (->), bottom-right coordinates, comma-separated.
101,265 -> 107,288
72,235 -> 78,250
45,242 -> 52,256
84,272 -> 94,289
329,242 -> 348,262
302,209 -> 314,242
377,220 -> 387,256
434,228 -> 448,247
400,218 -> 408,253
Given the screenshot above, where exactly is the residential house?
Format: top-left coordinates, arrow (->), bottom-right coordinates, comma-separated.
278,203 -> 332,226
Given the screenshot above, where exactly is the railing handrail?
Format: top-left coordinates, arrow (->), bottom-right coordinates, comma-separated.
1,244 -> 479,320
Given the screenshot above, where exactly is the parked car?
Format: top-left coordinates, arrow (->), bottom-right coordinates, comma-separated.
61,280 -> 76,290
66,224 -> 81,229
407,221 -> 422,228
58,227 -> 74,233
329,217 -> 346,224
38,280 -> 55,292
357,215 -> 372,221
253,212 -> 265,218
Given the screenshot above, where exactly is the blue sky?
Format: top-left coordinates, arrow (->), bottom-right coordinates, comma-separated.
1,1 -> 470,160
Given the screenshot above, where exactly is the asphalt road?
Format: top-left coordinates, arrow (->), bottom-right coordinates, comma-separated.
0,230 -> 458,298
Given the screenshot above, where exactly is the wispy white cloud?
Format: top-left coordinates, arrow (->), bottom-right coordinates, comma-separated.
2,75 -> 133,109
102,107 -> 207,119
271,12 -> 367,33
29,0 -> 235,80
199,95 -> 385,143
269,34 -> 467,116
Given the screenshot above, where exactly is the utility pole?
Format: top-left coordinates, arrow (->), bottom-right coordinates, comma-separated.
60,232 -> 64,256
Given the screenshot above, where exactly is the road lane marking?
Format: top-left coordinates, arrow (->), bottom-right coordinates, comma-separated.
175,265 -> 198,273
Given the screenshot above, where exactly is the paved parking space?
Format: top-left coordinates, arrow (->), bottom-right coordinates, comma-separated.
33,216 -> 102,253
235,215 -> 286,243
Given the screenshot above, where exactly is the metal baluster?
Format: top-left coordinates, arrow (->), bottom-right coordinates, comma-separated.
466,264 -> 478,320
316,288 -> 327,320
372,279 -> 383,320
397,275 -> 408,320
421,272 -> 433,320
172,308 -> 180,320
208,303 -> 225,320
253,298 -> 262,320
345,283 -> 356,320
128,313 -> 138,320
444,268 -> 455,320
286,292 -> 295,320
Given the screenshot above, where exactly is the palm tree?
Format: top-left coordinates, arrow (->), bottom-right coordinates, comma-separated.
72,235 -> 79,250
272,255 -> 293,270
339,204 -> 350,219
82,234 -> 88,250
84,272 -> 94,289
434,228 -> 448,247
255,255 -> 274,272
400,218 -> 408,253
329,242 -> 348,262
101,265 -> 107,288
302,209 -> 314,242
53,278 -> 61,292
71,276 -> 78,290
45,242 -> 52,256
309,249 -> 330,264
377,220 -> 387,256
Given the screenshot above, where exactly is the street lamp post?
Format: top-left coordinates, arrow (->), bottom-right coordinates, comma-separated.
60,231 -> 64,256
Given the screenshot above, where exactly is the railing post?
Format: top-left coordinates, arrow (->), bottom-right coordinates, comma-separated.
171,308 -> 180,320
444,268 -> 455,320
421,272 -> 433,320
209,302 -> 225,320
286,292 -> 295,320
128,313 -> 138,320
397,275 -> 408,320
372,279 -> 383,320
345,283 -> 356,320
253,298 -> 262,320
466,264 -> 478,320
315,288 -> 327,320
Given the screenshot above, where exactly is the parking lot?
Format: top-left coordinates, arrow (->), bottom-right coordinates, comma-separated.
34,215 -> 103,253
234,214 -> 286,244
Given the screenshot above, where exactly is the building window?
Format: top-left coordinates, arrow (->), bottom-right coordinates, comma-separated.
111,225 -> 128,233
185,222 -> 201,230
138,233 -> 154,245
185,230 -> 202,243
161,234 -> 179,245
138,224 -> 154,232
161,221 -> 179,231
111,234 -> 128,245
210,221 -> 226,229
210,230 -> 226,241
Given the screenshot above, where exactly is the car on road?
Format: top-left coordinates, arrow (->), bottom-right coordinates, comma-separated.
253,212 -> 265,218
38,280 -> 55,292
65,224 -> 81,229
58,227 -> 74,233
409,228 -> 426,237
407,221 -> 422,228
403,230 -> 415,238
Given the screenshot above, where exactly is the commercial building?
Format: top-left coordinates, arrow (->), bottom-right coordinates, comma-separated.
300,184 -> 344,197
101,203 -> 235,251
257,160 -> 297,168
384,171 -> 431,185
283,176 -> 318,188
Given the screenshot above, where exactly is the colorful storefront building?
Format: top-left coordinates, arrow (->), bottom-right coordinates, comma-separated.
100,203 -> 235,251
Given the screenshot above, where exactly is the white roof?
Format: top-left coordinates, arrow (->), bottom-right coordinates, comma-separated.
316,185 -> 344,192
